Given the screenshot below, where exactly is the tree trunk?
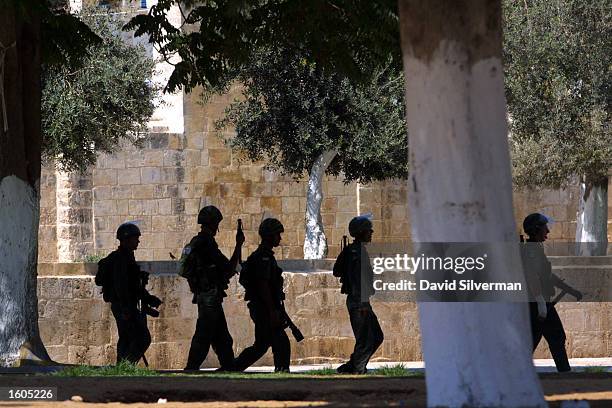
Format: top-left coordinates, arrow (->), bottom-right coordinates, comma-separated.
0,6 -> 49,366
398,1 -> 545,406
575,175 -> 608,256
303,150 -> 337,259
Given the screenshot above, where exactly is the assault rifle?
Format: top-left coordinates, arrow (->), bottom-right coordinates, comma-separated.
281,302 -> 304,342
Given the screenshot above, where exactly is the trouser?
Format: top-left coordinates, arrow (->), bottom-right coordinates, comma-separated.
111,303 -> 151,364
233,302 -> 291,372
185,301 -> 235,370
529,302 -> 571,372
344,298 -> 384,373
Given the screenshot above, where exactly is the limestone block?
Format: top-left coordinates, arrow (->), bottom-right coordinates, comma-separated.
72,279 -> 95,299
158,198 -> 173,215
337,196 -> 356,213
93,186 -> 112,201
95,232 -> 116,249
184,198 -> 200,215
39,319 -> 66,346
46,346 -> 68,364
93,169 -> 118,186
143,151 -> 164,167
93,200 -> 117,216
209,148 -> 231,167
129,199 -> 159,216
116,199 -> 129,216
68,345 -> 108,366
215,168 -> 245,183
141,167 -> 162,184
111,185 -> 133,200
282,196 -> 300,214
186,132 -> 205,149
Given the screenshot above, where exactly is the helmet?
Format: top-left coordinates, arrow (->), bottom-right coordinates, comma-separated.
348,215 -> 373,237
523,213 -> 551,237
116,222 -> 141,240
259,218 -> 284,237
198,205 -> 223,225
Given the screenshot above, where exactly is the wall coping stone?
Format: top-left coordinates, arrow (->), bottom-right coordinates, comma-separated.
37,256 -> 612,276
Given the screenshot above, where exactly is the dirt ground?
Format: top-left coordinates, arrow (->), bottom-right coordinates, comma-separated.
0,373 -> 610,407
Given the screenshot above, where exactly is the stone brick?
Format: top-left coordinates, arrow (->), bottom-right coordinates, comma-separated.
141,167 -> 162,184
260,197 -> 282,214
111,185 -> 133,199
92,169 -> 117,186
158,198 -> 173,215
282,197 -> 301,213
186,132 -> 205,149
93,200 -> 117,216
146,133 -> 169,149
93,186 -> 112,200
144,151 -> 164,166
132,184 -> 155,199
116,199 -> 129,216
209,149 -> 231,167
116,168 -> 140,185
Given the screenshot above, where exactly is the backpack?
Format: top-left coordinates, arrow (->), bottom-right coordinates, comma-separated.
95,254 -> 114,303
178,237 -> 201,294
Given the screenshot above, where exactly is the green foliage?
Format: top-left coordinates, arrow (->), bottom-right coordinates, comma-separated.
42,8 -> 158,171
125,0 -> 401,93
504,0 -> 611,188
81,253 -> 104,263
54,360 -> 160,376
217,47 -> 408,183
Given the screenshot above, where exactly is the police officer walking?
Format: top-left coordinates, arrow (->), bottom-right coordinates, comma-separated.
183,206 -> 244,371
233,218 -> 291,372
333,215 -> 383,374
522,213 -> 582,372
98,222 -> 162,364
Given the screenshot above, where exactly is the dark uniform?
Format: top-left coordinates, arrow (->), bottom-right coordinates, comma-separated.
233,245 -> 290,372
184,231 -> 235,370
523,241 -> 570,372
333,242 -> 383,374
105,247 -> 152,364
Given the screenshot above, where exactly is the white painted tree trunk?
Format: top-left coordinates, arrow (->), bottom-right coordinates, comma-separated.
303,150 -> 337,259
398,1 -> 545,406
575,176 -> 608,256
0,7 -> 50,366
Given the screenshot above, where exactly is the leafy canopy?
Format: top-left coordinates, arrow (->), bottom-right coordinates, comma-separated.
504,0 -> 611,187
125,0 -> 401,93
42,9 -> 158,171
217,47 -> 408,183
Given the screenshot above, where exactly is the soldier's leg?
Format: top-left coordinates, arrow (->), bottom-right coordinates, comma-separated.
210,304 -> 235,370
125,314 -> 151,364
233,305 -> 272,371
185,303 -> 217,370
111,304 -> 131,363
346,302 -> 372,373
542,304 -> 570,372
362,308 -> 384,363
529,302 -> 544,351
271,327 -> 291,372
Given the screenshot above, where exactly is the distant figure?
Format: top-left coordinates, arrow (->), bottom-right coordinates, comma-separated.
181,205 -> 244,371
96,222 -> 162,364
522,213 -> 582,372
233,218 -> 291,372
333,215 -> 383,374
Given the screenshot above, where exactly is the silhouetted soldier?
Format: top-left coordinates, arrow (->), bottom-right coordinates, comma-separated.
183,206 -> 244,371
234,218 -> 291,372
97,222 -> 162,364
522,213 -> 582,372
333,215 -> 383,374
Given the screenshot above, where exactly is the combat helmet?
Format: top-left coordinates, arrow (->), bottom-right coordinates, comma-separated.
198,205 -> 223,225
259,218 -> 284,237
522,213 -> 551,237
116,222 -> 141,240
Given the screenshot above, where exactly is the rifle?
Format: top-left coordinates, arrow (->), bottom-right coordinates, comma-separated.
280,302 -> 304,342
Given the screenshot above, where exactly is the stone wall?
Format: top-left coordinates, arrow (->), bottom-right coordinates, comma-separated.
37,259 -> 612,369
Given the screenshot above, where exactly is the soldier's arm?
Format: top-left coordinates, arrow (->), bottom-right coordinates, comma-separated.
226,224 -> 245,278
332,249 -> 346,278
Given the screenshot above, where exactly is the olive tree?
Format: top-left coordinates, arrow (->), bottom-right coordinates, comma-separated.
216,47 -> 407,259
504,0 -> 611,255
